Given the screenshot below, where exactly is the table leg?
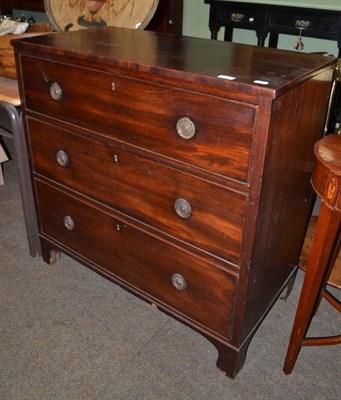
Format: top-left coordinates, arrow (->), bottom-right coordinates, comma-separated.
224,27 -> 233,42
210,28 -> 219,40
269,32 -> 279,48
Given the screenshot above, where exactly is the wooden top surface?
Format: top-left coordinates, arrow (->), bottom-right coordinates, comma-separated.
314,135 -> 341,177
12,27 -> 337,99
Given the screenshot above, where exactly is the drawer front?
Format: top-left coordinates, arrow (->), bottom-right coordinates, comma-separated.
36,180 -> 236,338
220,7 -> 260,26
28,118 -> 246,264
21,56 -> 256,183
268,14 -> 339,38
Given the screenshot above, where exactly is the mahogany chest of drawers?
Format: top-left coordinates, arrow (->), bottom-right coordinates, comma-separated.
13,27 -> 336,378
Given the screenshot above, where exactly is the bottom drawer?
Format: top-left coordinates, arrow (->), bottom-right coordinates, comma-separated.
35,180 -> 236,338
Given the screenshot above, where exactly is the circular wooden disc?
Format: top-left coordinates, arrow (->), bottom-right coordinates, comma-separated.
44,0 -> 159,32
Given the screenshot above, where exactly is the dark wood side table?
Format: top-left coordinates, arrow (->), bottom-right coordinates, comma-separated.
204,1 -> 341,56
283,134 -> 341,374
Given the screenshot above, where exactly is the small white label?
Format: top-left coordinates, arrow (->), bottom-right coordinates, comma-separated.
217,75 -> 236,80
253,80 -> 269,85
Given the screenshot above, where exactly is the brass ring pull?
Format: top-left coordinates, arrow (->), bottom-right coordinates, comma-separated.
174,198 -> 192,219
49,82 -> 63,101
63,215 -> 75,231
295,20 -> 310,29
56,150 -> 69,167
176,117 -> 196,139
231,13 -> 244,22
171,273 -> 187,291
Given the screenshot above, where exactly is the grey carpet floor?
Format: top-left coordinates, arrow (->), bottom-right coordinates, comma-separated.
1,137 -> 340,400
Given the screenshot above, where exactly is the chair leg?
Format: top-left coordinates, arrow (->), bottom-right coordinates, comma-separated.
313,231 -> 341,315
283,203 -> 341,374
0,102 -> 41,257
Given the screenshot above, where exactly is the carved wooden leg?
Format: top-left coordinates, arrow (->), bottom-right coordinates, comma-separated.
283,203 -> 341,374
207,336 -> 252,379
313,232 -> 341,315
268,32 -> 279,48
224,27 -> 233,42
210,28 -> 219,40
255,28 -> 268,46
41,239 -> 61,265
49,249 -> 61,265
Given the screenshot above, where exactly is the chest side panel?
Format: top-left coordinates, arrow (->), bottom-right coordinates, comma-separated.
241,68 -> 334,339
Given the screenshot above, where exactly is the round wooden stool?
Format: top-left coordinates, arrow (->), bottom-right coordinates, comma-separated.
283,134 -> 341,374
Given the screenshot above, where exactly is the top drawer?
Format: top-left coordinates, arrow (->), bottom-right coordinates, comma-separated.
20,56 -> 256,183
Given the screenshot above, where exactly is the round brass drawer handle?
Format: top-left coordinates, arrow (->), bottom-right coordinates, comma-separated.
176,117 -> 196,139
56,150 -> 69,167
49,82 -> 63,101
174,198 -> 192,219
63,215 -> 75,231
231,13 -> 244,22
171,273 -> 187,291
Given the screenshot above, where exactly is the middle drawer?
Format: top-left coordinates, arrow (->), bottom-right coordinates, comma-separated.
28,118 -> 246,264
